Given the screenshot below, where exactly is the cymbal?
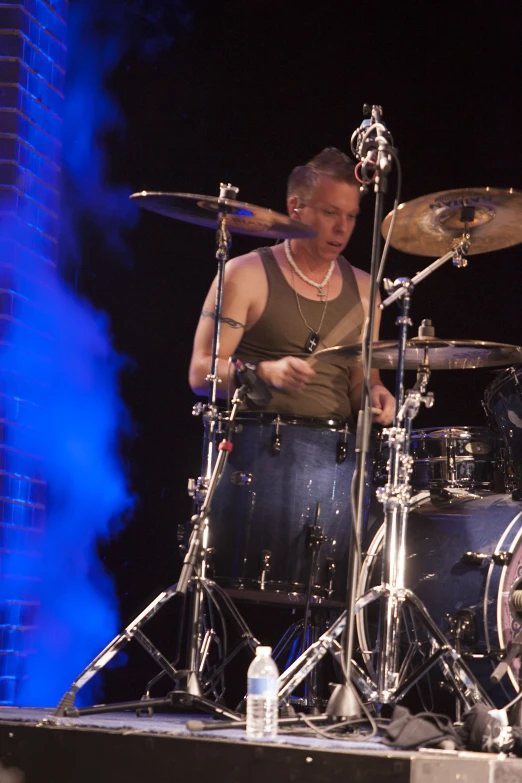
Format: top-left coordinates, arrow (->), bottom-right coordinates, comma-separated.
381,187 -> 522,256
314,337 -> 522,370
130,191 -> 317,239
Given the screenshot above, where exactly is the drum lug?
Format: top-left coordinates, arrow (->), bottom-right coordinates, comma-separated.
271,433 -> 281,456
271,415 -> 282,455
259,550 -> 271,590
492,551 -> 512,566
325,558 -> 336,596
307,524 -> 328,550
336,441 -> 347,464
445,608 -> 476,647
230,471 -> 255,485
460,551 -> 488,566
187,475 -> 209,504
461,550 -> 512,566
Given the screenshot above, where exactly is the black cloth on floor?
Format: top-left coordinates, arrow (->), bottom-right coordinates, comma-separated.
457,703 -> 517,754
383,705 -> 464,750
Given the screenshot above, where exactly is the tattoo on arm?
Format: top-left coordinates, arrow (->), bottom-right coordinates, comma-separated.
201,309 -> 245,329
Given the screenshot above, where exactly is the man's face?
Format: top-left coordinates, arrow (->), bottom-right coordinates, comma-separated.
291,175 -> 361,261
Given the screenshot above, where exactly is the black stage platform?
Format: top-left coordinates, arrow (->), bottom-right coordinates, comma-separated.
1,707 -> 522,783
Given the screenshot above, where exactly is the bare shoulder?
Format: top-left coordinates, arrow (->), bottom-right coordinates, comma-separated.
350,263 -> 371,287
221,250 -> 269,326
349,263 -> 371,298
225,249 -> 266,279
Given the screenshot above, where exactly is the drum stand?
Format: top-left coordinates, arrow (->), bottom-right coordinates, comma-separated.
275,236 -> 496,715
54,185 -> 260,720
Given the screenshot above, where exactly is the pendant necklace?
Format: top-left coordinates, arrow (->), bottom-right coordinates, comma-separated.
284,239 -> 335,301
284,239 -> 335,353
290,267 -> 329,353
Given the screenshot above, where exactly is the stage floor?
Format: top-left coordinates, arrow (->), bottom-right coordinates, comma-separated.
1,706 -> 522,783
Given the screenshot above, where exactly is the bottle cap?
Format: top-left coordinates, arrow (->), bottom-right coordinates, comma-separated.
255,645 -> 272,656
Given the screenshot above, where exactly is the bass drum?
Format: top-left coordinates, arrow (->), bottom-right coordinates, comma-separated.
358,493 -> 522,704
207,414 -> 367,604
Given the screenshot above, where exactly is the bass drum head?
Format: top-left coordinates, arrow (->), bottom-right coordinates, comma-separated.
358,493 -> 522,706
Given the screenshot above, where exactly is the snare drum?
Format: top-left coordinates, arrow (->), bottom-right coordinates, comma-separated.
374,426 -> 503,491
207,414 -> 367,603
484,366 -> 522,490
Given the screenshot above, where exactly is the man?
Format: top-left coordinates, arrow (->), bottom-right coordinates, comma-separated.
189,147 -> 394,425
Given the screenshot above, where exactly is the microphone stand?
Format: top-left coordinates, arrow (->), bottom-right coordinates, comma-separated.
327,105 -> 394,718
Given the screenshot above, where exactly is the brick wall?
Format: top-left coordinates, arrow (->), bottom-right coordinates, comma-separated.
0,0 -> 67,704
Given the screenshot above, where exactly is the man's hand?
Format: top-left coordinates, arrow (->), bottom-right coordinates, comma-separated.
371,383 -> 395,425
258,357 -> 316,393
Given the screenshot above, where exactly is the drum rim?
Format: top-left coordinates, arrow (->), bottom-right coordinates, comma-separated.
484,365 -> 522,408
218,411 -> 353,431
410,425 -> 500,440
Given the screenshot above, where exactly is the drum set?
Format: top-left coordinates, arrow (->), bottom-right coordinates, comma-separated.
54,173 -> 522,725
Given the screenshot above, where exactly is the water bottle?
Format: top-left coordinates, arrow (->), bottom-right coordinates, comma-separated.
246,645 -> 279,740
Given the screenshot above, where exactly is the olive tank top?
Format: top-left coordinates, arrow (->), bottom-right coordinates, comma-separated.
235,246 -> 364,420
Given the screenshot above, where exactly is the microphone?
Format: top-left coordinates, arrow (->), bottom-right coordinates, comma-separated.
350,104 -> 393,181
351,104 -> 373,162
231,357 -> 272,407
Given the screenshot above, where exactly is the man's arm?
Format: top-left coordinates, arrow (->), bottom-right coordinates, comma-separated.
189,252 -> 315,397
189,255 -> 253,397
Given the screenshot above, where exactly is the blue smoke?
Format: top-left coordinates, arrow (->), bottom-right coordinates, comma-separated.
0,0 -> 190,705
1,263 -> 131,706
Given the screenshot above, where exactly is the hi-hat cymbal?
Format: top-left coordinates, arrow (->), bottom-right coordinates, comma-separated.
315,337 -> 522,370
130,191 -> 317,240
381,187 -> 522,256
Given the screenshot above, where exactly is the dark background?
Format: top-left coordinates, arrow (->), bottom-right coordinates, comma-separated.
77,1 -> 522,696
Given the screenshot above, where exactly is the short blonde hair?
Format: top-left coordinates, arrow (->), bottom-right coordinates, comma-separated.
287,147 -> 356,202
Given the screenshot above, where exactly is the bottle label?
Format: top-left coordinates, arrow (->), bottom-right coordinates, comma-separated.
248,677 -> 278,696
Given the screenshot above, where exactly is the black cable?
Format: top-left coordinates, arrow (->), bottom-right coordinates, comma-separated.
288,705 -> 383,742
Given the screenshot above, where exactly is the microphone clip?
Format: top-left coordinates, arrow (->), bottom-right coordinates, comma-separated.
231,356 -> 273,408
351,104 -> 394,185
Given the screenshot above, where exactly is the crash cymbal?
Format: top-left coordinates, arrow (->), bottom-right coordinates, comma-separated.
315,337 -> 522,370
381,187 -> 522,256
130,191 -> 317,240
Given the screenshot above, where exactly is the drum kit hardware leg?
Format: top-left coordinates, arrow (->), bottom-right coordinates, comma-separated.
268,504 -> 333,712
53,374 -> 262,720
271,615 -> 328,711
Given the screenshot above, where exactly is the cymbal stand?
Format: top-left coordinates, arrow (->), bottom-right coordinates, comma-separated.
53,382 -> 261,719
359,235 -> 496,708
274,234 -> 496,713
185,182 -> 240,690
54,185 -> 260,719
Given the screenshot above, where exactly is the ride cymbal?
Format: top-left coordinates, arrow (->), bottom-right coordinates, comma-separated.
315,338 -> 522,370
130,191 -> 317,239
381,187 -> 522,256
